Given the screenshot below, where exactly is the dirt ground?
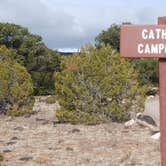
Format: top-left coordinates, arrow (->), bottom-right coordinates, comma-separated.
0,97 -> 161,166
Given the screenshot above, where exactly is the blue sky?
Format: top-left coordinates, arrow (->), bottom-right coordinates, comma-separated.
0,0 -> 166,51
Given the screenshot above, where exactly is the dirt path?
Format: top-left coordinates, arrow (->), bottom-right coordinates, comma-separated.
0,97 -> 161,166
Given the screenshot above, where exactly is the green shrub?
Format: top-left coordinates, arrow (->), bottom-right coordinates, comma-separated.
131,58 -> 158,86
95,24 -> 120,51
95,24 -> 158,86
54,45 -> 146,124
0,153 -> 4,162
0,23 -> 61,95
0,45 -> 34,115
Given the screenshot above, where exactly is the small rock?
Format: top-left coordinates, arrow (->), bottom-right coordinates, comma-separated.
71,128 -> 80,133
151,132 -> 160,140
6,141 -> 17,145
11,137 -> 19,140
19,156 -> 33,161
42,120 -> 49,125
36,118 -> 45,121
136,113 -> 157,126
122,129 -> 129,133
66,147 -> 74,151
136,119 -> 159,132
24,113 -> 31,118
36,118 -> 49,124
14,127 -> 24,131
147,95 -> 155,99
124,119 -> 136,128
3,149 -> 12,153
52,121 -> 61,127
136,113 -> 159,132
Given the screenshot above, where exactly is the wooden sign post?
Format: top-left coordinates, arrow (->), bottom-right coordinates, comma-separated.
120,17 -> 166,165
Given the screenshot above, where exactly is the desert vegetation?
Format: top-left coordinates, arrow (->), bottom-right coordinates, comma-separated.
95,23 -> 159,86
0,45 -> 34,116
0,22 -> 159,122
0,23 -> 61,95
0,21 -> 160,165
55,45 -> 146,124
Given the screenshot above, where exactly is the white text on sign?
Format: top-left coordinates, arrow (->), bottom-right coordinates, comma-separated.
138,29 -> 166,54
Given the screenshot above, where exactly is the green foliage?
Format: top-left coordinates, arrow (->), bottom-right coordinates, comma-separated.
55,45 -> 146,124
131,58 -> 158,86
0,153 -> 4,162
0,45 -> 34,115
0,23 -> 61,95
95,23 -> 158,86
95,24 -> 120,51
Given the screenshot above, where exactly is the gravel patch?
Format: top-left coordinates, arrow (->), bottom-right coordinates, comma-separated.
0,97 -> 161,166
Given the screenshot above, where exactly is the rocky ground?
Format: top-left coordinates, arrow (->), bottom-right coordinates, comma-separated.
0,97 -> 161,166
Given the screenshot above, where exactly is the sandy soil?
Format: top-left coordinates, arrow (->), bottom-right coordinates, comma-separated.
0,97 -> 161,166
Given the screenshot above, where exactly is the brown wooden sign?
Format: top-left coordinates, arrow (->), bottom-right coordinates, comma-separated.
120,25 -> 166,58
120,17 -> 166,166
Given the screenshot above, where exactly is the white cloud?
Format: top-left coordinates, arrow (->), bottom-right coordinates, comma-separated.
0,0 -> 86,49
0,0 -> 165,49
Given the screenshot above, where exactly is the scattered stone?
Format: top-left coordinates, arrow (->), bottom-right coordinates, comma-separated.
124,119 -> 136,128
71,128 -> 80,133
136,119 -> 159,131
6,141 -> 17,145
24,113 -> 31,118
136,113 -> 159,132
0,96 -> 161,165
36,118 -> 45,121
147,95 -> 155,99
3,149 -> 12,153
136,113 -> 157,126
146,87 -> 158,96
52,121 -> 61,127
35,118 -> 49,124
13,127 -> 24,131
35,118 -> 50,125
151,132 -> 160,140
66,147 -> 74,151
11,137 -> 19,140
42,120 -> 49,125
19,156 -> 33,161
122,129 -> 130,133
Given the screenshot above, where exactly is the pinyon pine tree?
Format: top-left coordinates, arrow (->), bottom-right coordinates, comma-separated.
0,45 -> 34,116
55,45 -> 146,124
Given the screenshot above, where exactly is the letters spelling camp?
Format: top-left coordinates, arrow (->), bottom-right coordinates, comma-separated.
138,28 -> 166,54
